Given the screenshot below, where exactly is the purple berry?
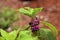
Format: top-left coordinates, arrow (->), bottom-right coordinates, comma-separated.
29,22 -> 35,26
33,19 -> 39,25
31,26 -> 39,32
29,17 -> 40,32
29,19 -> 39,26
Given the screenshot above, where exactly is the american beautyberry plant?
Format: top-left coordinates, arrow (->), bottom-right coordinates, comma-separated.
19,7 -> 43,32
18,7 -> 58,40
0,7 -> 58,40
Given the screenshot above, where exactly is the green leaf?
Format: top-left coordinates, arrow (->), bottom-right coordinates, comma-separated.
38,28 -> 56,40
19,8 -> 30,15
33,36 -> 38,40
41,21 -> 58,36
33,8 -> 43,16
18,7 -> 43,17
0,37 -> 5,40
8,30 -> 17,40
17,30 -> 37,40
19,7 -> 34,17
0,29 -> 18,40
0,29 -> 8,40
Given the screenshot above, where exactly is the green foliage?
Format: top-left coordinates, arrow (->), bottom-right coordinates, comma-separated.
0,29 -> 38,40
38,28 -> 56,40
41,21 -> 58,36
17,30 -> 38,40
17,31 -> 33,40
0,28 -> 57,40
0,37 -> 5,40
18,7 -> 43,17
0,29 -> 17,40
0,7 -> 58,40
0,7 -> 18,29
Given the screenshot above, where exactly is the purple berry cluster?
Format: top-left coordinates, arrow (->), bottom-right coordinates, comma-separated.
29,17 -> 39,32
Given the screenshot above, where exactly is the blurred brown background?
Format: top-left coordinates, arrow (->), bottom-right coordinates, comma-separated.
0,0 -> 60,40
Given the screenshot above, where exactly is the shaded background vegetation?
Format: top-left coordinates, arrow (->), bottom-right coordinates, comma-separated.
0,0 -> 60,40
